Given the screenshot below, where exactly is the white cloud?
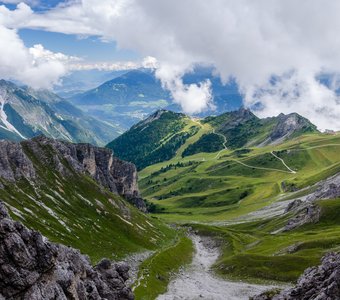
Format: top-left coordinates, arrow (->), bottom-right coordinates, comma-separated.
0,2 -> 33,28
0,3 -> 74,88
142,56 -> 158,69
68,56 -> 160,71
243,71 -> 340,131
0,26 -> 67,88
29,44 -> 80,63
3,0 -> 340,128
68,61 -> 139,71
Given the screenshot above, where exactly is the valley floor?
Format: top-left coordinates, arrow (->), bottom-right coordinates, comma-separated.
157,234 -> 280,300
135,132 -> 340,298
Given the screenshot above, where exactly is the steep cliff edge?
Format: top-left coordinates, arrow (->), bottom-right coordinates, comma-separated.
0,136 -> 146,211
0,202 -> 134,300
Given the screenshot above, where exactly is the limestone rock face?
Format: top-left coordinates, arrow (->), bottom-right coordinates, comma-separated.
270,113 -> 317,143
252,253 -> 340,300
0,140 -> 36,182
0,136 -> 146,211
283,201 -> 321,232
0,202 -> 134,300
307,173 -> 340,202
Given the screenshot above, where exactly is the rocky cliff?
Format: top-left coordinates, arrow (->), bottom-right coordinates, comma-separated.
268,113 -> 318,145
0,202 -> 134,300
0,136 -> 146,211
252,252 -> 340,300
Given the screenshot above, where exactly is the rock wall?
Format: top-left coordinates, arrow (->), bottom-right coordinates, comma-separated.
0,202 -> 134,300
0,136 -> 146,211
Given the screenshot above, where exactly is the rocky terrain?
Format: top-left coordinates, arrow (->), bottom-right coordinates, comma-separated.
306,173 -> 340,202
0,136 -> 146,211
283,200 -> 321,231
0,201 -> 134,300
157,234 -> 277,300
267,113 -> 317,145
252,252 -> 340,300
281,172 -> 340,231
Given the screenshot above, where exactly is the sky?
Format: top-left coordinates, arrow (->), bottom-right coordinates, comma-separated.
19,29 -> 140,62
1,0 -> 340,130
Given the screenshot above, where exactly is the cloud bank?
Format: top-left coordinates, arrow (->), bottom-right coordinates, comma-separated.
0,3 -> 69,88
2,0 -> 340,129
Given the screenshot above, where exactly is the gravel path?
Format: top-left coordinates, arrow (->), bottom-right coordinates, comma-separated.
157,235 -> 278,300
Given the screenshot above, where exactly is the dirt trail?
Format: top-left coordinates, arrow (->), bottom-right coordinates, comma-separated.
157,235 -> 278,300
271,151 -> 296,173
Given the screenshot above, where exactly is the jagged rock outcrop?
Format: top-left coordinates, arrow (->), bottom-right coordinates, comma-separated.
252,252 -> 340,300
283,200 -> 321,231
278,173 -> 340,232
0,136 -> 146,211
0,202 -> 134,300
0,140 -> 36,182
219,107 -> 256,131
306,173 -> 340,202
269,113 -> 317,145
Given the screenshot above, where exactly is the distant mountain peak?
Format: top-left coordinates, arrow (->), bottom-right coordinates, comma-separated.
0,79 -> 17,91
269,112 -> 318,143
0,80 -> 117,145
134,109 -> 184,130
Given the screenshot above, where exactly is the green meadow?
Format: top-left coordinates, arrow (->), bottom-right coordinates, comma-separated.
138,126 -> 340,285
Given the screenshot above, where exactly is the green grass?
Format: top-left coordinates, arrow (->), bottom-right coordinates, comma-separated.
187,197 -> 340,283
139,133 -> 340,223
135,133 -> 340,284
133,234 -> 194,300
2,140 -> 178,263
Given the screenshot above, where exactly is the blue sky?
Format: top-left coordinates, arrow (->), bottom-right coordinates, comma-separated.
1,1 -> 140,62
19,29 -> 140,62
1,0 -> 340,129
0,0 -> 63,11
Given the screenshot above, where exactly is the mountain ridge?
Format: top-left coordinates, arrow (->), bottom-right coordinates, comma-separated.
68,67 -> 243,132
0,80 -> 118,146
107,108 -> 319,169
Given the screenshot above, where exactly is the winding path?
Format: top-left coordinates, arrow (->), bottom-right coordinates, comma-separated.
271,151 -> 296,173
157,235 -> 279,300
188,120 -> 298,174
212,129 -> 228,159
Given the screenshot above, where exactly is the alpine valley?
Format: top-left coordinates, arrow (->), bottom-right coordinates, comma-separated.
1,75 -> 340,300
3,1 -> 340,299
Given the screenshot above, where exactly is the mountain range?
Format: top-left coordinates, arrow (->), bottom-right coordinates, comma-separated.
0,80 -> 120,145
0,76 -> 340,299
68,67 -> 243,131
107,108 -> 318,170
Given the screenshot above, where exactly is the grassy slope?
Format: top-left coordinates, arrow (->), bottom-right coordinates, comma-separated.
138,131 -> 340,283
107,111 -> 202,170
191,198 -> 340,283
140,133 -> 340,222
133,234 -> 194,300
2,143 -> 176,263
